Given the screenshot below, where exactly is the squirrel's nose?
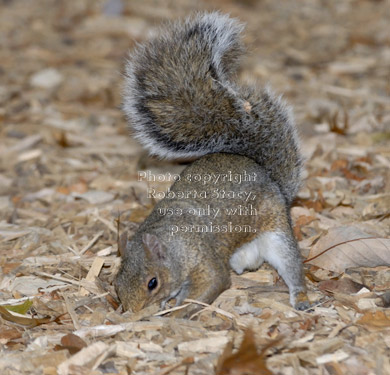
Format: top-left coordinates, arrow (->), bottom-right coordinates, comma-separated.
121,297 -> 145,313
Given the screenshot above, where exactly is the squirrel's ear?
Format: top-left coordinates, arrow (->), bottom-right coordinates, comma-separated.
142,233 -> 165,260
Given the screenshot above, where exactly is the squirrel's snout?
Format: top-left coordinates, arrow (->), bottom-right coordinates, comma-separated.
116,285 -> 145,313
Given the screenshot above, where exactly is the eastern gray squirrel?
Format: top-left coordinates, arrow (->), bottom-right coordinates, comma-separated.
115,12 -> 310,316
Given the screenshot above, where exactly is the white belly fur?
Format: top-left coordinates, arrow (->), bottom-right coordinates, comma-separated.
229,232 -> 287,274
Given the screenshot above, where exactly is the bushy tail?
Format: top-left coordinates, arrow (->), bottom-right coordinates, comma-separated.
123,12 -> 302,205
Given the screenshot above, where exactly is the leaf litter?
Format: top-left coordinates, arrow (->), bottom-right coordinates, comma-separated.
0,0 -> 389,374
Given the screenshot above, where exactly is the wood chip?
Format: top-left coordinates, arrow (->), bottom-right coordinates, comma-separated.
78,257 -> 105,296
178,336 -> 230,354
57,341 -> 110,375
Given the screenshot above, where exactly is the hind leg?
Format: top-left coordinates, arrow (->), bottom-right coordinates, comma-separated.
256,230 -> 309,310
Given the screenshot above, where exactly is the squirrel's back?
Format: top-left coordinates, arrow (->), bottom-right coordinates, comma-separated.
123,12 -> 302,205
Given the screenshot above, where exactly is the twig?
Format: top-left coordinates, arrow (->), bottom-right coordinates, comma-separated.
157,357 -> 194,375
79,231 -> 104,255
95,214 -> 118,234
35,271 -> 80,285
67,246 -> 80,256
154,303 -> 192,316
153,299 -> 236,321
63,293 -> 80,330
184,299 -> 236,320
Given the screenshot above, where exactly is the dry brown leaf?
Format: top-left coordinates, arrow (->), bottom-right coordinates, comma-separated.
330,159 -> 349,171
0,326 -> 23,344
159,357 -> 195,375
56,131 -> 70,148
1,262 -> 22,275
356,311 -> 390,329
305,226 -> 390,273
69,181 -> 88,194
329,110 -> 349,135
296,190 -> 327,212
56,186 -> 71,195
293,214 -> 317,241
215,328 -> 275,375
54,333 -> 88,354
318,278 -> 365,295
345,266 -> 390,292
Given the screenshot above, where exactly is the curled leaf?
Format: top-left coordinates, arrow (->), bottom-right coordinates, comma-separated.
305,226 -> 390,273
0,306 -> 52,328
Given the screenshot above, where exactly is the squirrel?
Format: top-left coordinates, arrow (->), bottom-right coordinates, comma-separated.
115,12 -> 310,317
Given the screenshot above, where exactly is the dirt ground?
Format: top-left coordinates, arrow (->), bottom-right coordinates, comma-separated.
1,0 -> 389,374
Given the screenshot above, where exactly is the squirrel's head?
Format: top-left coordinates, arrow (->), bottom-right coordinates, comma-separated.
115,232 -> 172,313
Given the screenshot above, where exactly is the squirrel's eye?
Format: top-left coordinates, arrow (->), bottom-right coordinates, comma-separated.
148,277 -> 158,291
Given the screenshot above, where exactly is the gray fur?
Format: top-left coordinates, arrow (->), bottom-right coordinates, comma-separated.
123,11 -> 302,205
